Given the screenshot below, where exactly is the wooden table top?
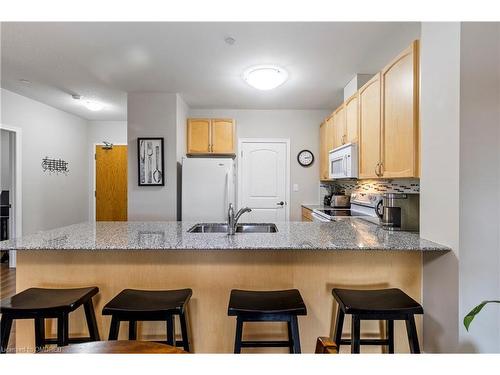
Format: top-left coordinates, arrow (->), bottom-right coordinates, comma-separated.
45,340 -> 187,354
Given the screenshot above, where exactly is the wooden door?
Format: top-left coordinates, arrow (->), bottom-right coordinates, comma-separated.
345,93 -> 359,144
381,40 -> 419,178
239,141 -> 288,222
211,119 -> 234,154
358,73 -> 382,179
95,145 -> 127,221
333,105 -> 346,150
319,121 -> 328,180
187,119 -> 211,154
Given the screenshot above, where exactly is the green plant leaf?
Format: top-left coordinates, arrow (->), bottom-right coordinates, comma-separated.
464,300 -> 500,331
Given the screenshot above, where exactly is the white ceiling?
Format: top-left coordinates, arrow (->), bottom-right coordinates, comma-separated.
1,22 -> 420,121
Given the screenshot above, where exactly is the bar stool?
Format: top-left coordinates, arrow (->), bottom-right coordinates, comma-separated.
331,288 -> 423,354
0,286 -> 100,353
102,289 -> 192,352
228,289 -> 307,354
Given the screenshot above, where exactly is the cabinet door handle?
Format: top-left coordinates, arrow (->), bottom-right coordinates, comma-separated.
375,163 -> 380,177
379,162 -> 384,177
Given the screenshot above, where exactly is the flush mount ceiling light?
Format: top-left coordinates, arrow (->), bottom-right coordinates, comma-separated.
242,65 -> 289,91
72,94 -> 105,111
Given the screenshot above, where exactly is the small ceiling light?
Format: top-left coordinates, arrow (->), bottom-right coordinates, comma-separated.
72,94 -> 105,111
243,65 -> 289,91
19,78 -> 32,85
84,100 -> 104,112
224,36 -> 236,45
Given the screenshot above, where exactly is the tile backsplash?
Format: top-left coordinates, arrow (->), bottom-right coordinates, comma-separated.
321,178 -> 420,197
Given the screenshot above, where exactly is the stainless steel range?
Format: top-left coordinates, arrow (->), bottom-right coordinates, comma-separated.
311,192 -> 383,223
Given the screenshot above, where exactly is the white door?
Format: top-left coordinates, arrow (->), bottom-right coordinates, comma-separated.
239,140 -> 289,222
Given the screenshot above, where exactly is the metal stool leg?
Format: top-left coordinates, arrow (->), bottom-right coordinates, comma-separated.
289,315 -> 301,354
57,312 -> 69,347
0,315 -> 13,354
84,299 -> 100,341
179,311 -> 191,352
128,320 -> 137,340
405,315 -> 420,354
351,315 -> 361,354
234,317 -> 243,354
34,317 -> 46,352
108,316 -> 120,340
386,320 -> 394,354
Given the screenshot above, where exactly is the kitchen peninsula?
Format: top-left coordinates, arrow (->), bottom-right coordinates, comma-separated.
1,220 -> 449,353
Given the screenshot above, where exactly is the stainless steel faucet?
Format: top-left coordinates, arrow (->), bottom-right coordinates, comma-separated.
227,203 -> 252,235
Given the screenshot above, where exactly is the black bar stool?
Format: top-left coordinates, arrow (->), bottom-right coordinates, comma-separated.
228,289 -> 307,354
331,288 -> 423,354
0,286 -> 100,353
102,289 -> 192,352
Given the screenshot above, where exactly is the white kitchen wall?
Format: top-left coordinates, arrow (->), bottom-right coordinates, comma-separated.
176,94 -> 189,220
420,22 -> 461,353
127,92 -> 178,220
87,120 -> 127,220
458,22 -> 500,353
0,129 -> 11,190
0,88 -> 89,235
188,109 -> 330,221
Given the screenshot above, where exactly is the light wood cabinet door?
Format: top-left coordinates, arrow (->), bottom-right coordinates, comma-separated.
381,40 -> 419,178
319,121 -> 329,180
345,93 -> 359,144
211,119 -> 235,154
358,73 -> 382,179
187,119 -> 211,154
332,105 -> 346,150
325,115 -> 335,155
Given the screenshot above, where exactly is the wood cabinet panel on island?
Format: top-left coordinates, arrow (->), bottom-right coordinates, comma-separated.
187,118 -> 235,155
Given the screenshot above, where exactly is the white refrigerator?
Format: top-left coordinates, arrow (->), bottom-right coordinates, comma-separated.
181,157 -> 235,222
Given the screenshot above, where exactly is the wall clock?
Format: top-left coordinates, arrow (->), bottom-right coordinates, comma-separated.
297,149 -> 314,167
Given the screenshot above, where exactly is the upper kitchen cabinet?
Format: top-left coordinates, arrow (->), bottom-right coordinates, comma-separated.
319,120 -> 329,180
358,73 -> 381,179
211,119 -> 235,154
332,105 -> 346,150
344,93 -> 359,144
381,40 -> 420,178
187,118 -> 235,155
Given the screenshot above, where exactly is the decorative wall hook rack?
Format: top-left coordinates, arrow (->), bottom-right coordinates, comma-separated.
41,157 -> 69,175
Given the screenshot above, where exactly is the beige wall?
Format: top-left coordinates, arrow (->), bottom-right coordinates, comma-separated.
188,109 -> 330,221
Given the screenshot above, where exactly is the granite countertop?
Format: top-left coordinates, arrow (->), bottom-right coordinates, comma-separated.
301,204 -> 331,211
0,220 -> 450,252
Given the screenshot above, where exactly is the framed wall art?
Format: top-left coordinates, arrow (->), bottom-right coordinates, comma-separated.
137,137 -> 165,186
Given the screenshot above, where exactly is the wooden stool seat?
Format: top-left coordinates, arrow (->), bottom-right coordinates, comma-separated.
1,287 -> 98,314
228,289 -> 307,316
102,289 -> 192,317
0,286 -> 100,353
228,289 -> 307,354
332,288 -> 423,315
102,288 -> 192,352
331,288 -> 423,354
46,340 -> 187,354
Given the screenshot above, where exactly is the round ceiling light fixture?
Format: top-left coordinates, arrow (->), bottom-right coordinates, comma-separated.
242,65 -> 289,91
83,100 -> 105,112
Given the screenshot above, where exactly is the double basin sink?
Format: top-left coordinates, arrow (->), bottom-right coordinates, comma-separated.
188,223 -> 278,233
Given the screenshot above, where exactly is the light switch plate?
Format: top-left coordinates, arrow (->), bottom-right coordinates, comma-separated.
293,184 -> 299,192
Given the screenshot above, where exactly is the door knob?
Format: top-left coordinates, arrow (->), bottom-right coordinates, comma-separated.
276,201 -> 285,206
